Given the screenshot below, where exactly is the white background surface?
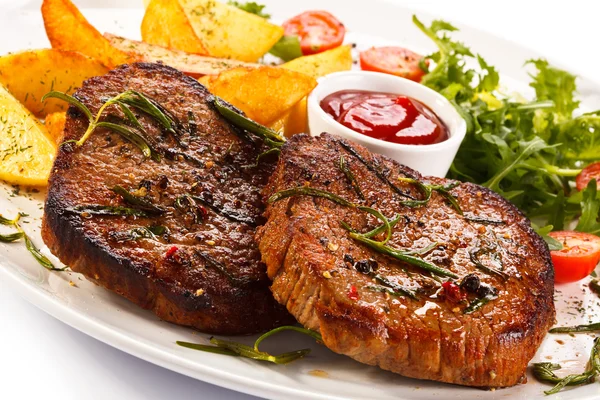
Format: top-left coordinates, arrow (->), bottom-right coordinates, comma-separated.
0,1 -> 598,399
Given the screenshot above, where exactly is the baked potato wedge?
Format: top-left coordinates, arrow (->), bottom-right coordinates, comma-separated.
41,0 -> 133,68
178,0 -> 283,62
44,112 -> 67,145
0,84 -> 55,186
0,49 -> 108,117
269,97 -> 308,137
206,66 -> 316,125
282,45 -> 353,78
142,0 -> 209,55
105,34 -> 256,78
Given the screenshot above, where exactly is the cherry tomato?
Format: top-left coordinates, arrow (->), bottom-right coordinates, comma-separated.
576,162 -> 600,191
548,231 -> 600,283
282,11 -> 345,55
360,46 -> 428,82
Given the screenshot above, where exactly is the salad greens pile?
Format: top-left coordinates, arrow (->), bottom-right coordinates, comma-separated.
413,17 -> 600,239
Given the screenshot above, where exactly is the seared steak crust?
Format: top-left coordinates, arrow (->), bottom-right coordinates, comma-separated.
257,133 -> 555,387
42,63 -> 292,334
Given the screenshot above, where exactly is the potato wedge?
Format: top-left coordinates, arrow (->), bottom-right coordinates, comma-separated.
105,34 -> 256,78
142,0 -> 209,55
0,49 -> 108,117
0,84 -> 55,186
207,66 -> 316,125
282,45 -> 353,78
268,97 -> 308,137
179,0 -> 283,62
41,0 -> 133,68
44,112 -> 66,145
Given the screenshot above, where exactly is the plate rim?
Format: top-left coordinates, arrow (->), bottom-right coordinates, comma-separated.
2,1 -> 600,399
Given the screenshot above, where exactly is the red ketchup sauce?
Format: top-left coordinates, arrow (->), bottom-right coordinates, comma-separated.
320,90 -> 449,145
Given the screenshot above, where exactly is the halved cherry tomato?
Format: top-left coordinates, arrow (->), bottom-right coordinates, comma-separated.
576,162 -> 600,191
360,46 -> 428,82
548,231 -> 600,283
282,11 -> 345,55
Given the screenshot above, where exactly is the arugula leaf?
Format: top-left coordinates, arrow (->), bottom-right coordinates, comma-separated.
227,1 -> 270,18
535,225 -> 563,251
575,179 -> 600,234
268,35 -> 303,62
527,59 -> 579,120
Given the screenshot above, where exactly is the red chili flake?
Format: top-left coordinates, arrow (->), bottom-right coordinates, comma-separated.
442,281 -> 464,303
198,205 -> 208,220
165,245 -> 178,259
348,285 -> 359,301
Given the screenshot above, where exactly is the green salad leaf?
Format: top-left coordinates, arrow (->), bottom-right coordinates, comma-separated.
414,16 -> 600,234
269,35 -> 303,62
227,1 -> 270,18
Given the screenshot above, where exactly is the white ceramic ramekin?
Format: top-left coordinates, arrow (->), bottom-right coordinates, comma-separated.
307,71 -> 467,177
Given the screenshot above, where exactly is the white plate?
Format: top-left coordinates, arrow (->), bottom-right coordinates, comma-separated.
1,1 -> 600,399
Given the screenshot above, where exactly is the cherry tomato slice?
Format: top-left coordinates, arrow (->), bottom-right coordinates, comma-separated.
360,46 -> 428,82
282,11 -> 345,55
576,162 -> 600,191
548,231 -> 600,283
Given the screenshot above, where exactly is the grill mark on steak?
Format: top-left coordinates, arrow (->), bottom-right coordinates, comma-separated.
257,133 -> 555,387
42,63 -> 292,334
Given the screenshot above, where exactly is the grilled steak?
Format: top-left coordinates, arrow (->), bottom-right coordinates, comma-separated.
42,63 -> 292,334
257,133 -> 555,387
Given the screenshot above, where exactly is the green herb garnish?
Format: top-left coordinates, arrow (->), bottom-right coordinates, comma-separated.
177,325 -> 321,365
43,90 -> 165,160
397,177 -> 462,214
549,322 -> 600,334
213,98 -> 285,148
110,226 -> 169,242
0,212 -> 65,271
111,185 -> 165,214
66,205 -> 150,217
533,337 -> 600,395
347,233 -> 456,279
463,292 -> 497,314
339,155 -> 365,200
469,247 -> 509,281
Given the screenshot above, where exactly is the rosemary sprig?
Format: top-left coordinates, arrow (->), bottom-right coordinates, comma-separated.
43,90 -> 164,160
533,337 -> 600,395
66,205 -> 150,217
0,212 -> 66,271
397,177 -> 463,214
339,155 -> 364,200
111,185 -> 165,214
213,98 -> 285,147
268,186 -> 393,244
371,274 -> 418,299
362,215 -> 402,239
549,322 -> 600,333
348,233 -> 458,279
338,140 -> 416,200
463,214 -> 505,225
177,325 -> 321,365
469,247 -> 509,281
463,292 -> 497,314
0,231 -> 24,242
109,226 -> 168,242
